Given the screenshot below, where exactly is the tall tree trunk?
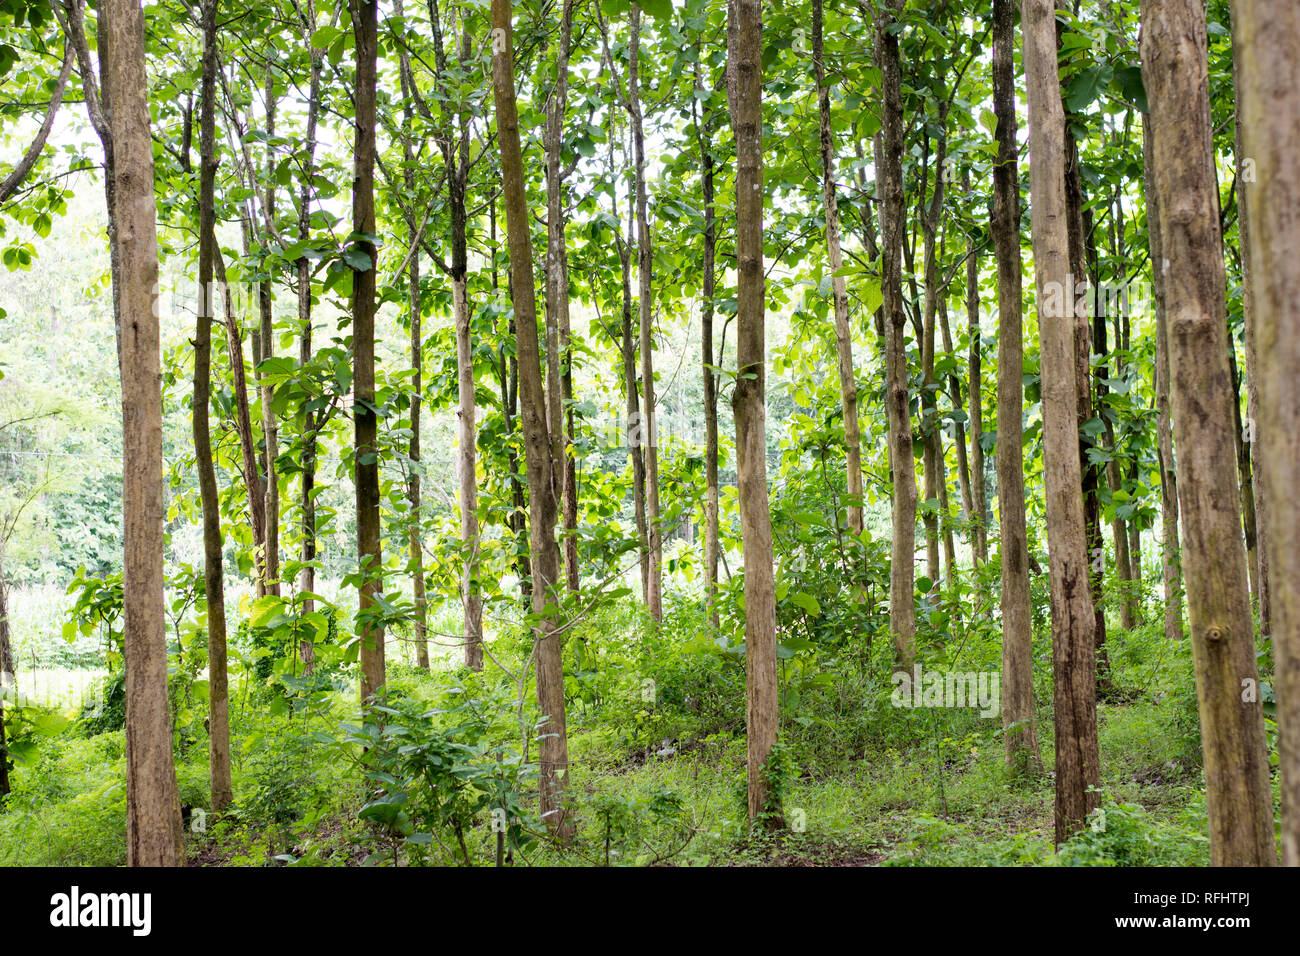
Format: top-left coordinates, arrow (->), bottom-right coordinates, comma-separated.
1062,106 -> 1111,691
297,0 -> 322,670
1022,0 -> 1101,845
395,6 -> 430,670
491,0 -> 571,837
1143,117 -> 1183,643
614,141 -> 649,604
257,72 -> 281,600
1142,0 -> 1274,866
545,0 -> 579,596
729,0 -> 779,828
692,73 -> 720,633
102,0 -> 185,866
920,129 -> 948,591
813,0 -> 863,536
350,0 -> 384,702
0,560 -> 12,798
629,5 -> 662,622
963,172 -> 987,567
993,0 -> 1039,775
1233,0 -> 1298,865
1098,307 -> 1136,631
1230,6 -> 1269,637
876,0 -> 916,668
196,0 -> 231,814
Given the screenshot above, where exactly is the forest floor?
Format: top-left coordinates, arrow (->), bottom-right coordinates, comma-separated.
0,604 -> 1246,867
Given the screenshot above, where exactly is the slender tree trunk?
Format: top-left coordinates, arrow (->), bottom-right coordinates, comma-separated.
692,77 -> 720,632
615,155 -> 649,604
392,0 -> 428,670
195,0 -> 231,814
257,73 -> 281,600
350,0 -> 384,702
297,1 -> 322,671
1143,117 -> 1184,643
1023,0 -> 1101,845
1233,0 -> 1299,866
963,179 -> 987,567
992,0 -> 1039,775
545,0 -> 578,596
102,0 -> 185,866
491,0 -> 571,837
729,0 -> 779,828
629,5 -> 662,622
813,0 -> 863,536
1230,6 -> 1270,637
876,0 -> 916,668
0,560 -> 12,798
1142,0 -> 1274,865
1062,110 -> 1111,692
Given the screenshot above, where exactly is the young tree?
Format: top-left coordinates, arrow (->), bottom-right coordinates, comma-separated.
875,0 -> 916,668
195,0 -> 231,814
729,0 -> 779,826
992,0 -> 1040,775
813,0 -> 864,536
1142,0 -> 1273,866
629,5 -> 663,622
1234,0 -> 1300,868
490,0 -> 571,836
349,0 -> 384,702
1022,0 -> 1100,844
101,0 -> 185,866
690,56 -> 721,632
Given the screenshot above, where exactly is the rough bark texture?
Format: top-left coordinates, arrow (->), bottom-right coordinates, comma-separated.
876,0 -> 916,668
491,0 -> 571,837
729,0 -> 779,827
1022,0 -> 1101,845
102,0 -> 185,866
350,0 -> 384,703
1143,117 -> 1183,643
1142,0 -> 1274,865
1232,0 -> 1299,866
993,0 -> 1041,775
196,0 -> 231,814
813,0 -> 863,536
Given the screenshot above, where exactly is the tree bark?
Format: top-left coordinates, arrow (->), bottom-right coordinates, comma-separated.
102,0 -> 185,866
813,0 -> 864,536
394,0 -> 429,670
992,0 -> 1040,775
195,0 -> 231,815
350,0 -> 384,703
490,0 -> 571,837
258,72 -> 281,600
692,67 -> 720,633
629,5 -> 663,623
1142,0 -> 1274,865
1143,117 -> 1183,643
1022,0 -> 1101,845
296,0 -> 322,671
545,0 -> 578,597
729,0 -> 779,827
1230,0 -> 1299,866
876,0 -> 916,668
